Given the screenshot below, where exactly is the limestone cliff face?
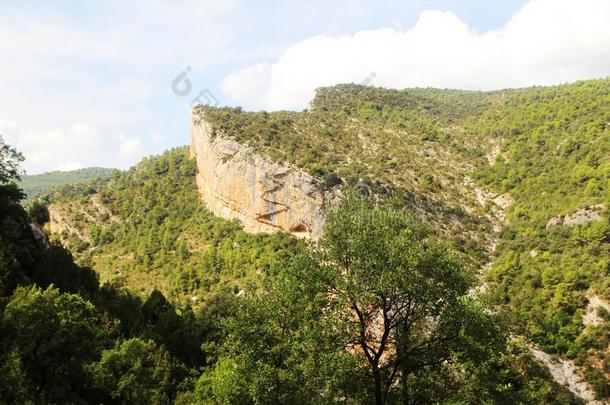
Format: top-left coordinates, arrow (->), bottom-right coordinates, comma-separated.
190,112 -> 338,239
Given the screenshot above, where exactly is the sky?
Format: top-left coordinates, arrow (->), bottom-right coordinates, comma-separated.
1,0 -> 609,174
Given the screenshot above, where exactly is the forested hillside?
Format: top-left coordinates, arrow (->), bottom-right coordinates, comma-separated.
12,78 -> 610,402
1,140 -> 206,403
199,86 -> 498,268
18,167 -> 113,199
200,79 -> 610,398
0,136 -> 577,403
473,81 -> 610,398
38,148 -> 301,303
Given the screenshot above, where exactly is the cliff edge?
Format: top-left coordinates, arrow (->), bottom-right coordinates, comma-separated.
190,110 -> 338,239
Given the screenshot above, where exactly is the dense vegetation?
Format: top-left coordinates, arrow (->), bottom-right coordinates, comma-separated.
473,80 -> 610,397
38,147 -> 302,303
198,79 -> 610,397
190,193 -> 576,404
0,136 -> 577,403
18,167 -> 113,199
6,78 -> 609,401
0,138 -> 207,402
197,86 -> 496,268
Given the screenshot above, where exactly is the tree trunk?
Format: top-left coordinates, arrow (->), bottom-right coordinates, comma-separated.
401,370 -> 410,405
373,366 -> 383,405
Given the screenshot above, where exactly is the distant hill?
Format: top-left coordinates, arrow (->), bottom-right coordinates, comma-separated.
18,167 -> 114,199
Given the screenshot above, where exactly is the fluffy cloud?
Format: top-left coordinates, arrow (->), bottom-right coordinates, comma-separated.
221,63 -> 272,108
221,0 -> 610,111
0,0 -> 237,173
117,137 -> 146,159
3,0 -> 609,173
0,121 -> 103,175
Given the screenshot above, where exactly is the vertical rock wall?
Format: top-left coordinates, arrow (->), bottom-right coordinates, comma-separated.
190,112 -> 338,239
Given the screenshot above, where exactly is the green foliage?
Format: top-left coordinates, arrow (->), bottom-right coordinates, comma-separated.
197,85 -> 497,269
199,80 -> 610,396
306,192 -> 475,403
0,135 -> 24,183
198,194 -> 576,404
441,339 -> 583,404
87,338 -> 190,404
27,201 -> 50,225
0,285 -> 110,403
42,147 -> 304,301
206,281 -> 339,404
0,155 -> 100,297
18,167 -> 113,199
473,79 -> 610,391
0,147 -> 208,402
3,78 -> 608,401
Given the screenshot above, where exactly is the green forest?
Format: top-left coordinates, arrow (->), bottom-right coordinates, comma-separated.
37,147 -> 301,302
201,80 -> 610,399
1,78 -> 609,403
18,167 -> 114,200
0,137 -> 577,404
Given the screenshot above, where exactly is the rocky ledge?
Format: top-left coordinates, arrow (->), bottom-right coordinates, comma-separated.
546,204 -> 606,229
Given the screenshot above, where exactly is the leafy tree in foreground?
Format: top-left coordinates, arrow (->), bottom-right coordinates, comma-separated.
308,193 -> 483,404
0,285 -> 110,403
87,338 -> 190,404
210,192 -> 511,404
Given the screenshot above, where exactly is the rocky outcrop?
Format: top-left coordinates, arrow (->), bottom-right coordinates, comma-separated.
546,204 -> 606,229
530,348 -> 603,404
48,205 -> 81,240
190,112 -> 339,239
583,294 -> 610,328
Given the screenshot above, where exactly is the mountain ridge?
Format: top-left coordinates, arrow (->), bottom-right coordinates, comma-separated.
19,167 -> 114,200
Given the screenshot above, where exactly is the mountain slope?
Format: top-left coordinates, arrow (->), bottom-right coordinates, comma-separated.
472,80 -> 610,398
40,148 -> 302,302
197,86 -> 506,268
43,79 -> 609,399
198,79 -> 610,398
0,152 -> 578,404
19,167 -> 113,199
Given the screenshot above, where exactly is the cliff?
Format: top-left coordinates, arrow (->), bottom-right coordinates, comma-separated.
190,111 -> 339,239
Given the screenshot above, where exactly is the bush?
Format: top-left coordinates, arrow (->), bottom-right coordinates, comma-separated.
323,172 -> 342,188
28,201 -> 50,225
586,369 -> 610,399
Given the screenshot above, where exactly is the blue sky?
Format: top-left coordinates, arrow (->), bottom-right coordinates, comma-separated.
1,0 -> 609,173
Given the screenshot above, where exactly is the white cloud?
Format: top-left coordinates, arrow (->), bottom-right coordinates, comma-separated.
220,63 -> 271,107
2,0 -> 609,173
117,137 -> 146,159
0,0 -> 238,173
3,122 -> 103,174
55,161 -> 85,171
221,0 -> 610,110
0,119 -> 19,146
